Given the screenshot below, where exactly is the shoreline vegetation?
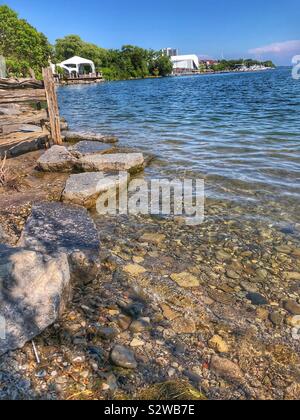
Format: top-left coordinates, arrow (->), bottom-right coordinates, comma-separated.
0,5 -> 275,82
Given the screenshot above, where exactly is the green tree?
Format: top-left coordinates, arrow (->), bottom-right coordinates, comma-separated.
0,5 -> 52,78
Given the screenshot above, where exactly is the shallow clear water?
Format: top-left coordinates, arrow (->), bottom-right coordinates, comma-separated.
58,68 -> 300,226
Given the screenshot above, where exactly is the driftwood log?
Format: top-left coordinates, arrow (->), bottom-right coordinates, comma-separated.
0,88 -> 46,104
0,78 -> 44,89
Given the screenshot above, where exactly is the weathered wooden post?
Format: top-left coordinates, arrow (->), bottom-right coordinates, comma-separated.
42,67 -> 62,145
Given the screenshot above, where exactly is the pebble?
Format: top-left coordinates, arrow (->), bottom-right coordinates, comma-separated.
171,317 -> 196,334
130,318 -> 151,333
98,327 -> 118,340
284,300 -> 300,315
170,272 -> 200,288
226,270 -> 240,280
246,292 -> 268,306
210,356 -> 244,384
130,338 -> 145,347
209,335 -> 229,353
140,233 -> 166,244
269,312 -> 284,326
123,264 -> 147,277
286,272 -> 300,281
110,345 -> 137,369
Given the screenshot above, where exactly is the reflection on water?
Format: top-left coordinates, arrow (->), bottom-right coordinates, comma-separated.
58,68 -> 300,229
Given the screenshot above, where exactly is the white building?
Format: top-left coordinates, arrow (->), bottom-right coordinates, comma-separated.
56,56 -> 96,77
162,48 -> 178,57
171,55 -> 199,72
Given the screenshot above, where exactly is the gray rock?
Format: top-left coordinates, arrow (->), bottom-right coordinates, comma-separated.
0,244 -> 70,356
110,345 -> 137,369
78,153 -> 145,174
284,300 -> 300,315
246,292 -> 268,306
68,141 -> 114,158
37,146 -> 77,173
62,172 -> 128,209
18,202 -> 100,284
129,318 -> 151,333
210,355 -> 244,384
98,327 -> 118,340
269,312 -> 284,326
62,131 -> 118,144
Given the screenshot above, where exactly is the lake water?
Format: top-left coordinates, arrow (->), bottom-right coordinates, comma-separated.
58,68 -> 300,229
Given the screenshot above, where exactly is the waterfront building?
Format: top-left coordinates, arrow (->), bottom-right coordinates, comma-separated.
171,54 -> 200,74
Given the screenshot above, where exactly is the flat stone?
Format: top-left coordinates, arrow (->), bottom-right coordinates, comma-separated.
0,244 -> 70,356
123,264 -> 147,277
129,318 -> 151,333
286,272 -> 300,281
226,270 -> 240,280
130,338 -> 145,347
97,327 -> 118,341
62,172 -> 128,209
246,292 -> 268,306
37,145 -> 77,172
160,303 -> 180,321
269,312 -> 284,326
78,153 -> 145,174
210,356 -> 244,384
140,233 -> 166,244
171,317 -> 196,334
284,300 -> 300,315
18,202 -> 100,284
171,272 -> 200,288
62,130 -> 118,144
68,141 -> 114,158
209,335 -> 229,353
110,345 -> 137,369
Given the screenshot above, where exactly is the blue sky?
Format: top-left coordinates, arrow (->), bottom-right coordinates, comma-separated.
3,0 -> 300,64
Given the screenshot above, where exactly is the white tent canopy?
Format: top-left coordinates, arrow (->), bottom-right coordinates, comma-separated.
171,55 -> 199,71
57,56 -> 96,76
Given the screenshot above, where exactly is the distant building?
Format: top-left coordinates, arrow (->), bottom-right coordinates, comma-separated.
171,54 -> 200,73
162,48 -> 178,57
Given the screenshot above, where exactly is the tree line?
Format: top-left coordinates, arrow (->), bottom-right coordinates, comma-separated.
0,5 -> 172,80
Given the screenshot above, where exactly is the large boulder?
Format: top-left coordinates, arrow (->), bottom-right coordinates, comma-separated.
37,145 -> 77,173
0,244 -> 70,356
62,131 -> 118,144
62,172 -> 129,208
68,141 -> 115,158
18,202 -> 100,284
78,153 -> 145,174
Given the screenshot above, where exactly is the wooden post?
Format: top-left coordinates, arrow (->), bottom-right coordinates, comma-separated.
42,67 -> 62,145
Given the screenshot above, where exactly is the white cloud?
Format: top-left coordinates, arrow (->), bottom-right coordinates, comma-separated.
249,40 -> 300,55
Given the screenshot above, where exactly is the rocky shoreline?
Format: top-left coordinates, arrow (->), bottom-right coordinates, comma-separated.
0,130 -> 300,400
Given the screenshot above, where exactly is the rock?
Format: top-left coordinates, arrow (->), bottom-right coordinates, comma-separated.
269,312 -> 284,326
117,314 -> 132,330
170,272 -> 200,288
284,300 -> 300,315
78,153 -> 145,174
210,356 -> 244,384
256,308 -> 269,320
226,270 -> 240,280
68,141 -> 114,158
240,281 -> 258,293
121,302 -> 144,319
216,250 -> 232,261
0,244 -> 70,356
209,335 -> 229,353
140,233 -> 166,244
110,345 -> 137,369
172,317 -> 196,334
246,292 -> 268,306
130,338 -> 145,347
61,130 -> 118,144
62,172 -> 128,209
37,145 -> 77,172
160,303 -> 180,321
123,264 -> 147,277
130,318 -> 151,333
18,202 -> 100,284
98,327 -> 118,340
286,272 -> 300,281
